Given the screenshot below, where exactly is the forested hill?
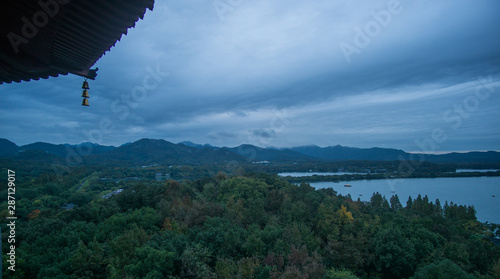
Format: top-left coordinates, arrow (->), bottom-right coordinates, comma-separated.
85,138 -> 248,166
0,138 -> 115,158
227,144 -> 315,162
1,167 -> 499,278
289,145 -> 408,161
0,138 -> 19,156
2,138 -> 500,165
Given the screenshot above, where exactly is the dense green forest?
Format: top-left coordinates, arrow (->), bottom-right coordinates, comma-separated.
1,162 -> 500,278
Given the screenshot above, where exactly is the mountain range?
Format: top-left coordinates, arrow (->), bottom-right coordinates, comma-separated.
1,138 -> 500,165
0,139 -> 115,157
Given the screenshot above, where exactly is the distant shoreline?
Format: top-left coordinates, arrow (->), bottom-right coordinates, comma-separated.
279,170 -> 500,183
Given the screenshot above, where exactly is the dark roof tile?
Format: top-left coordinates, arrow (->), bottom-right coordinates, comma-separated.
0,0 -> 155,84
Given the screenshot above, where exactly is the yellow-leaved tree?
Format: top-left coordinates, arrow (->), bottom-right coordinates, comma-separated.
336,205 -> 354,237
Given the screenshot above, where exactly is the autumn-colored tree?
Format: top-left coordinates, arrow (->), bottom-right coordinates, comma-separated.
27,209 -> 41,220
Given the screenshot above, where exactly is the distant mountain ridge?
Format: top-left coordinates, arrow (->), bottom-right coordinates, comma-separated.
426,151 -> 500,164
0,139 -> 115,159
179,141 -> 218,150
228,144 -> 314,162
289,145 -> 408,161
0,138 -> 19,156
1,138 -> 500,165
85,138 -> 247,166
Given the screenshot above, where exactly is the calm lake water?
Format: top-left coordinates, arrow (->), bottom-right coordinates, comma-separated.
278,172 -> 367,177
307,176 -> 500,224
456,169 -> 499,173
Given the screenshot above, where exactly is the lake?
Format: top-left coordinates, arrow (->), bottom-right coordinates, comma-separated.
456,169 -> 499,173
278,170 -> 499,177
308,176 -> 500,224
278,171 -> 367,177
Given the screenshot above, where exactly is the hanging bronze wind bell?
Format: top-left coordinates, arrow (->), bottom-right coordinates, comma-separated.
81,78 -> 89,106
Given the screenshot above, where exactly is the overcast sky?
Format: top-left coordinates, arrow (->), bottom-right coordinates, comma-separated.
1,0 -> 500,152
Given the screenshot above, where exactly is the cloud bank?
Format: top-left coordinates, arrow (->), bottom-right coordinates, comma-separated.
1,0 -> 500,152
